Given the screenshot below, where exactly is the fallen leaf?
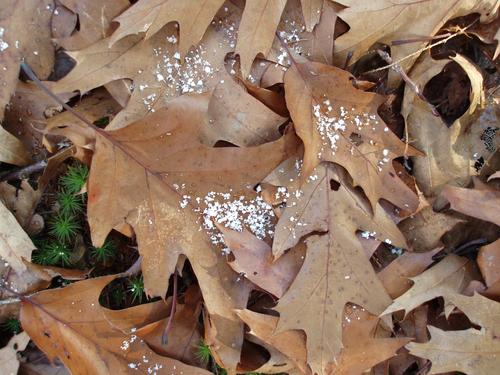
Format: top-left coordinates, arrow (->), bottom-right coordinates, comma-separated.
440,181 -> 500,226
0,0 -> 54,121
402,53 -> 493,197
0,127 -> 31,166
377,248 -> 443,299
205,75 -> 286,147
408,293 -> 500,374
235,309 -> 309,374
55,0 -> 130,51
46,92 -> 298,371
0,200 -> 35,273
136,286 -> 203,366
326,305 -> 410,375
477,239 -> 500,287
0,332 -> 30,375
284,54 -> 421,211
398,207 -> 463,252
333,0 -> 499,85
382,255 -> 470,316
20,274 -> 211,375
108,0 -> 325,78
0,180 -> 41,231
220,226 -> 305,298
272,164 -> 404,375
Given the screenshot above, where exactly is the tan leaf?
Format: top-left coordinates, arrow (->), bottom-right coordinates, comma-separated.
235,309 -> 309,374
382,255 -> 470,316
46,93 -> 298,371
333,0 -> 499,86
284,55 -> 421,211
205,75 -> 286,146
402,53 -> 494,197
0,180 -> 41,231
377,248 -> 443,299
408,293 -> 500,374
273,163 -> 407,258
0,200 -> 34,273
408,326 -> 500,375
235,0 -> 287,77
300,0 -> 323,32
0,0 -> 54,122
440,182 -> 500,226
56,0 -> 130,51
135,286 -> 203,366
109,0 -> 226,57
220,226 -> 305,298
272,164 -> 403,374
477,239 -> 500,287
398,207 -> 463,252
20,275 -> 211,375
54,7 -> 238,130
0,127 -> 31,166
326,305 -> 410,375
0,332 -> 30,374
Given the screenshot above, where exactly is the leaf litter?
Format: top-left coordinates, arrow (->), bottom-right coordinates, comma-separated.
0,1 -> 499,375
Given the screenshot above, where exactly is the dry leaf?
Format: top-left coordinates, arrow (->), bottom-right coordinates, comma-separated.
0,332 -> 30,375
272,164 -> 405,375
408,293 -> 500,374
402,53 -> 492,197
333,0 -> 499,85
0,200 -> 34,273
55,0 -> 130,51
377,248 -> 443,299
46,92 -> 298,371
235,309 -> 309,374
136,286 -> 203,366
0,127 -> 31,166
0,180 -> 41,231
284,54 -> 421,211
398,207 -> 463,252
220,226 -> 305,298
477,239 -> 500,287
382,255 -> 470,316
440,181 -> 500,226
20,274 -> 211,375
326,305 -> 410,375
0,0 -> 54,122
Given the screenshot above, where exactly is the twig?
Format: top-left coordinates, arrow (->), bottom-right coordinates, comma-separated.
0,296 -> 21,305
376,49 -> 439,159
0,160 -> 47,182
365,23 -> 473,75
162,272 -> 178,345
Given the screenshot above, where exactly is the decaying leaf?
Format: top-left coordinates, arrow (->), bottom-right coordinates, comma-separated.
333,0 -> 499,85
402,53 -> 494,197
0,127 -> 31,166
284,54 -> 421,211
326,305 -> 410,375
272,164 -> 405,374
0,0 -> 55,120
0,332 -> 30,374
408,293 -> 500,375
440,180 -> 500,226
46,92 -> 298,371
20,274 -> 211,374
0,200 -> 35,273
382,255 -> 470,316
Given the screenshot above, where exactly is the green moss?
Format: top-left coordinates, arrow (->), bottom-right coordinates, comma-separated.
49,213 -> 80,243
1,317 -> 22,334
57,189 -> 84,215
90,239 -> 116,263
128,276 -> 145,303
59,164 -> 89,194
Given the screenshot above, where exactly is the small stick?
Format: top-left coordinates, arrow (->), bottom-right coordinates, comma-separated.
162,271 -> 178,345
0,160 -> 47,182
